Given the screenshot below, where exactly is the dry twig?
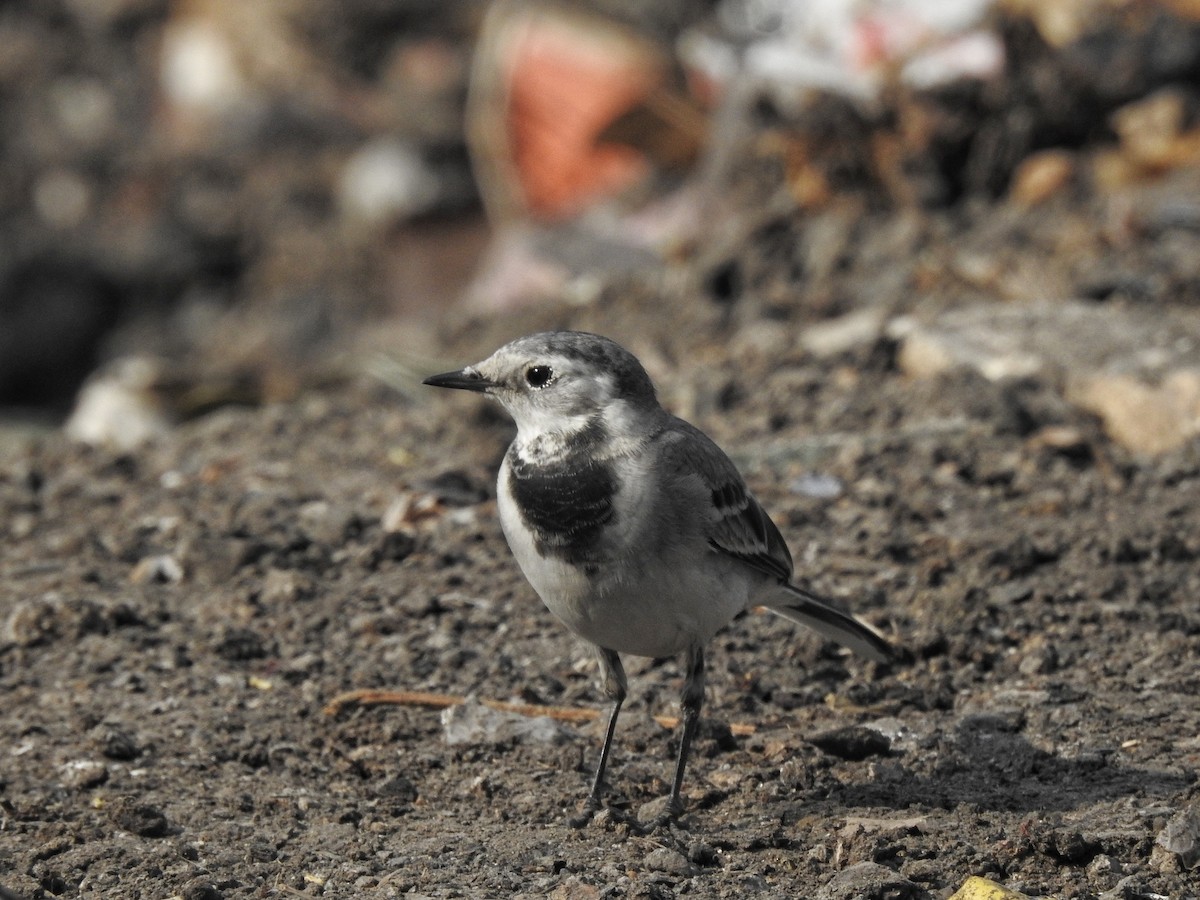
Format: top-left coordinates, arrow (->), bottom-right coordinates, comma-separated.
323,688 -> 756,735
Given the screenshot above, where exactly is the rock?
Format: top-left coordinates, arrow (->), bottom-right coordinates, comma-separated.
891,302 -> 1200,455
893,302 -> 1199,382
1156,803 -> 1200,869
160,13 -> 249,119
214,627 -> 269,661
1111,88 -> 1191,170
1017,637 -> 1058,676
1088,854 -> 1121,877
817,861 -> 920,900
791,473 -> 844,499
60,760 -> 109,790
177,534 -> 247,584
809,724 -> 891,761
1009,150 -> 1075,208
5,596 -> 66,647
65,357 -> 173,451
297,500 -> 357,546
1027,425 -> 1088,453
34,169 -> 93,228
259,568 -> 312,604
181,878 -> 225,900
1099,875 -> 1154,900
130,554 -> 184,584
1040,828 -> 1100,864
1069,370 -> 1200,456
893,319 -> 978,379
947,875 -> 1033,899
110,800 -> 171,837
642,846 -> 698,877
731,321 -> 791,362
705,766 -> 746,791
4,594 -> 113,646
440,700 -> 574,746
687,840 -> 717,865
93,724 -> 140,761
364,530 -> 417,569
801,309 -> 886,358
840,813 -> 930,836
779,757 -> 813,790
548,879 -> 601,900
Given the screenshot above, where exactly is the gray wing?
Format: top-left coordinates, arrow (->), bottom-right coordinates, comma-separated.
655,418 -> 894,663
658,419 -> 794,583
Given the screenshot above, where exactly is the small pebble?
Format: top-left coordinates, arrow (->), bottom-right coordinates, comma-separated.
643,847 -> 698,877
129,554 -> 183,584
94,724 -> 140,761
818,861 -> 920,900
809,725 -> 891,761
181,878 -> 224,900
110,800 -> 170,837
1156,803 -> 1200,869
60,760 -> 108,790
1088,854 -> 1121,876
791,473 -> 844,499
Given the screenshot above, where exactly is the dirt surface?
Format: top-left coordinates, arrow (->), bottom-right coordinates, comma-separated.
4,3 -> 1200,899
4,227 -> 1200,899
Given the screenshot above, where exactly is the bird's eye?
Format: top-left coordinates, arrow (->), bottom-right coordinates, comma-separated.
525,365 -> 554,388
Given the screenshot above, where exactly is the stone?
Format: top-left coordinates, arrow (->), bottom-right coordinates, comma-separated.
440,699 -> 574,746
817,862 -> 920,900
1069,369 -> 1200,456
891,302 -> 1200,455
60,760 -> 109,790
809,724 -> 891,761
801,309 -> 886,358
1156,803 -> 1200,869
642,847 -> 698,877
948,875 -> 1033,899
130,554 -> 184,584
110,800 -> 170,838
1009,149 -> 1075,208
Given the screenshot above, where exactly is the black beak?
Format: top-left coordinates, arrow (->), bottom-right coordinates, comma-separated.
422,368 -> 496,392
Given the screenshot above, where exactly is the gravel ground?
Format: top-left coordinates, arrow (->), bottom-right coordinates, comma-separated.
3,248 -> 1200,897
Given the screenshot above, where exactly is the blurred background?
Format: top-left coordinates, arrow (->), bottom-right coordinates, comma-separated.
1,0 -> 1199,453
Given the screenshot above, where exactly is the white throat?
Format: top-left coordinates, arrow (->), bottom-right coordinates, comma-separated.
511,408 -> 601,463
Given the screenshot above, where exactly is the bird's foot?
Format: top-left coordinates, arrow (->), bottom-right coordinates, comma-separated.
568,796 -> 603,829
570,797 -> 649,831
635,794 -> 687,832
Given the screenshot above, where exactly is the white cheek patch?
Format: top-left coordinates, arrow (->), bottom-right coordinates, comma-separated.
520,403 -> 577,438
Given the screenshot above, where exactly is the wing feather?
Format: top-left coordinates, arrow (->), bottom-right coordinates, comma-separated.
657,419 -> 794,582
654,418 -> 894,661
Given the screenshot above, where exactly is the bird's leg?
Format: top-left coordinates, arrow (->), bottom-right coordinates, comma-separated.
665,644 -> 705,821
570,647 -> 626,828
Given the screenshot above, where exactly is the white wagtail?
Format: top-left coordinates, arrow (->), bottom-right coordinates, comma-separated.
424,331 -> 894,826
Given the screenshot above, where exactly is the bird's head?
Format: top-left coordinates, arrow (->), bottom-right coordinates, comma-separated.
423,331 -> 658,441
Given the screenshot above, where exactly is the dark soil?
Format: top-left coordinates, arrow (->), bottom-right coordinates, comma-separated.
3,248 -> 1200,897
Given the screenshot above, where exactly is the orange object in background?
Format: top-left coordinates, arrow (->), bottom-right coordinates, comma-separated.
504,14 -> 658,219
469,4 -> 668,222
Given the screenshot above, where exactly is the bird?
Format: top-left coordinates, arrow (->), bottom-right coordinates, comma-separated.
423,331 -> 894,826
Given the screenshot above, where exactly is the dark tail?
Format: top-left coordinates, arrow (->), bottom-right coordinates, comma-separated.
764,582 -> 894,664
